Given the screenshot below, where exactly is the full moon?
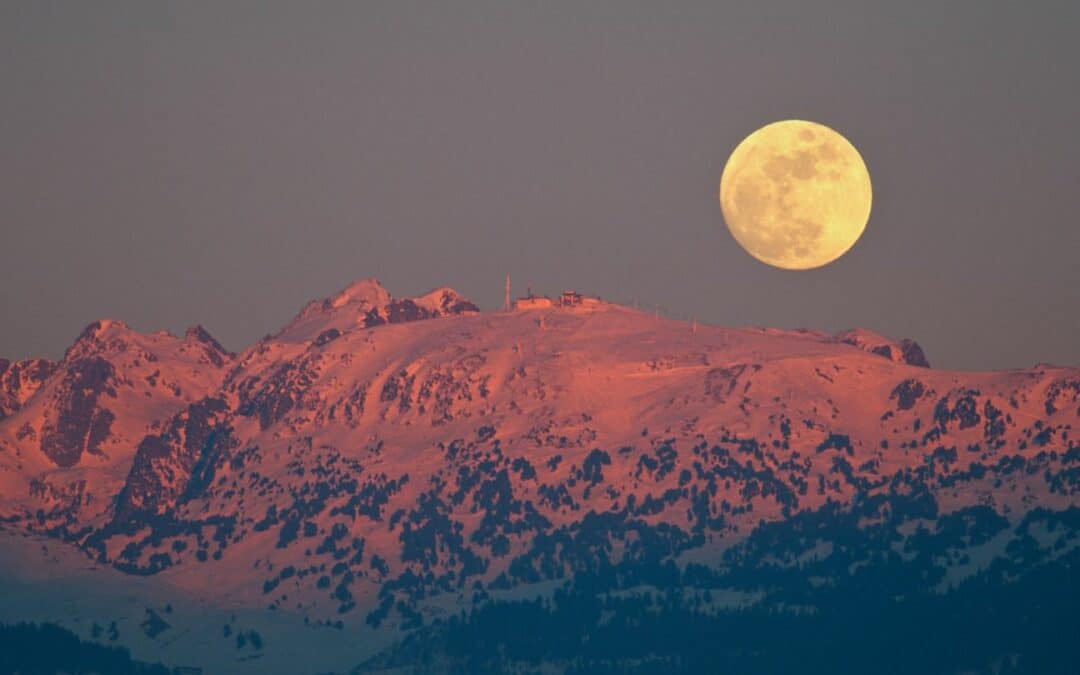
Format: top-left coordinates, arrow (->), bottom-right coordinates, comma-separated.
719,120 -> 872,270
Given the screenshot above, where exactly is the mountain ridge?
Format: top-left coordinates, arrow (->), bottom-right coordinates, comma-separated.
0,278 -> 1076,671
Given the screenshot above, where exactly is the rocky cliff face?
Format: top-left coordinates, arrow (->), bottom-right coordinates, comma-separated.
0,279 -> 1076,659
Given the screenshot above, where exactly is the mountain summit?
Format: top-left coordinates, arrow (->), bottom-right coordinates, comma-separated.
274,278 -> 478,343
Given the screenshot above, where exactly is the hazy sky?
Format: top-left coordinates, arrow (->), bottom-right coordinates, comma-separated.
2,1 -> 1078,370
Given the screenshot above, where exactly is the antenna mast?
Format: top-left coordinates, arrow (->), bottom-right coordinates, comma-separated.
504,274 -> 512,310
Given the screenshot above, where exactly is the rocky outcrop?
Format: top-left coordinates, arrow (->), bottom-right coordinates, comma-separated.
274,279 -> 479,343
39,356 -> 117,467
113,397 -> 233,526
835,328 -> 930,367
184,324 -> 234,367
0,357 -> 55,420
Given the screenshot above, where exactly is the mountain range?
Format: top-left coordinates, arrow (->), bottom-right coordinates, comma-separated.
1,278 -> 1077,674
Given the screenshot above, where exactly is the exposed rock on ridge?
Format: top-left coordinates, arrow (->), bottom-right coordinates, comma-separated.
834,327 -> 930,367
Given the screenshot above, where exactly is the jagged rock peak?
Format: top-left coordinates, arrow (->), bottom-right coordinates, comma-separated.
286,278 -> 390,325
412,287 -> 480,315
62,319 -> 137,361
326,277 -> 393,311
75,319 -> 133,341
276,278 -> 477,343
184,324 -> 233,356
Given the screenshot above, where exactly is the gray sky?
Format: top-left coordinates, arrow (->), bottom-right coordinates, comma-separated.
2,1 -> 1078,370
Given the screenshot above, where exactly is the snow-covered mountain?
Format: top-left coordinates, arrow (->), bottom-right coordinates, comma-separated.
0,277 -> 1076,673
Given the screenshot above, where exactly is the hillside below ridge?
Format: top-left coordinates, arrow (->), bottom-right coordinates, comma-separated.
0,277 -> 1076,642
